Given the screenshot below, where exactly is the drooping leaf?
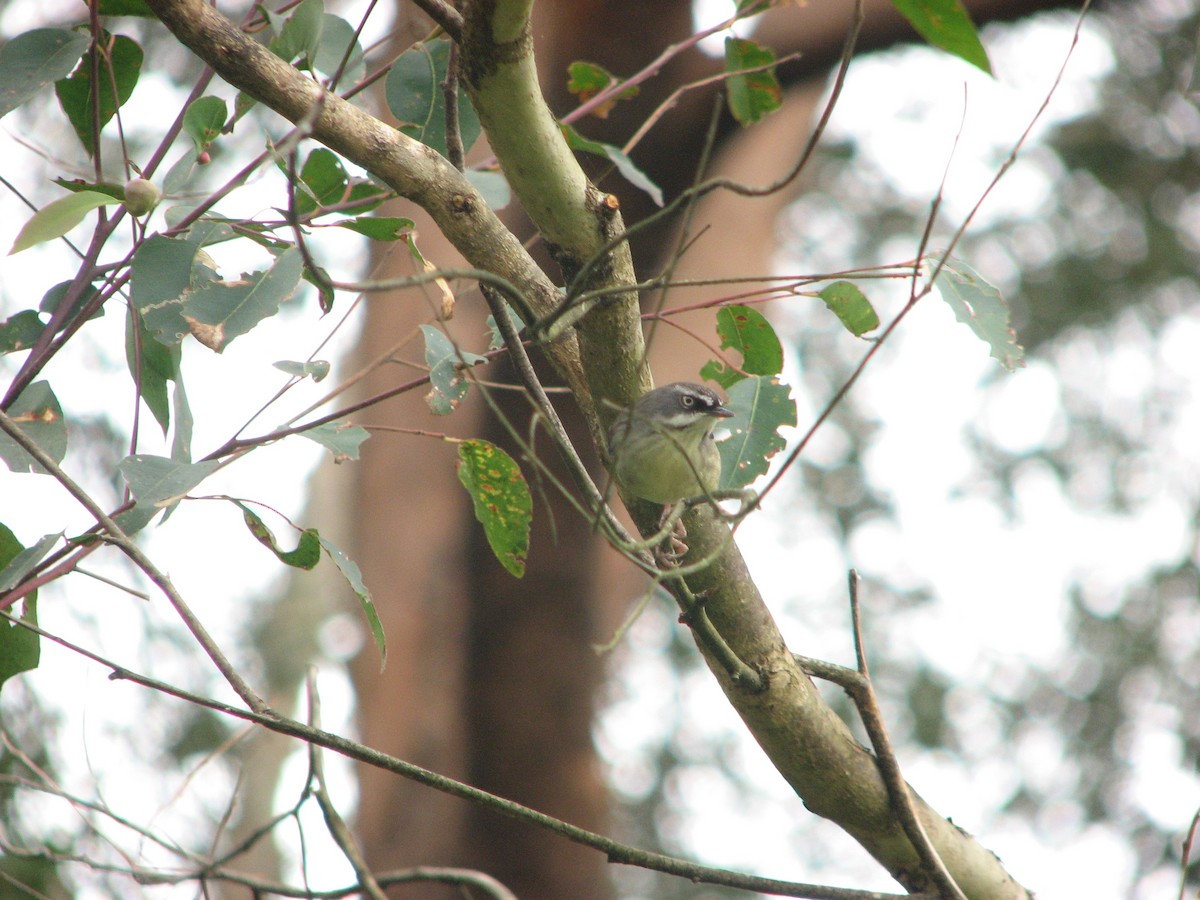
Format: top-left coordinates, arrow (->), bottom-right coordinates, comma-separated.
718,376 -> 796,490
0,524 -> 40,695
0,28 -> 89,120
238,502 -> 321,570
317,533 -> 385,668
700,304 -> 784,389
890,0 -> 992,74
819,281 -> 881,337
55,33 -> 143,156
9,190 -> 123,254
0,311 -> 45,354
934,255 -> 1024,371
182,96 -> 227,154
724,37 -> 781,126
125,305 -> 177,434
114,455 -> 220,533
456,439 -> 531,578
560,123 -> 663,206
0,382 -> 66,474
385,38 -> 481,158
170,368 -> 194,464
298,420 -> 369,462
419,325 -> 487,415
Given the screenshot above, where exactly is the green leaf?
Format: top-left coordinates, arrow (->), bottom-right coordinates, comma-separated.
53,177 -> 126,199
0,382 -> 66,474
465,169 -> 511,210
284,147 -> 347,216
170,371 -> 194,463
385,38 -> 482,158
40,281 -> 103,329
238,503 -> 321,570
0,524 -> 40,695
560,123 -> 662,206
0,532 -> 61,592
313,14 -> 365,84
419,325 -> 487,415
0,311 -> 45,354
274,359 -> 331,381
934,256 -> 1024,371
819,281 -> 881,336
298,420 -> 370,461
317,533 -> 385,668
0,28 -> 89,121
97,0 -> 155,14
724,37 -> 781,126
115,455 -> 220,533
890,0 -> 991,74
55,33 -> 143,157
334,216 -> 414,241
269,0 -> 325,67
8,190 -> 123,254
132,236 -> 303,352
183,95 -> 227,153
566,60 -> 637,116
486,301 -> 520,350
718,376 -> 796,490
701,305 -> 784,389
456,439 -> 531,578
182,248 -> 303,352
125,305 -> 178,434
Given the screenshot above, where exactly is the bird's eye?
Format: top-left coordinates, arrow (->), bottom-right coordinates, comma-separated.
681,394 -> 696,408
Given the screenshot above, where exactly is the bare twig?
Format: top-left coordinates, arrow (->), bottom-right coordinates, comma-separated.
0,408 -> 271,716
795,572 -> 966,900
3,609 -> 923,900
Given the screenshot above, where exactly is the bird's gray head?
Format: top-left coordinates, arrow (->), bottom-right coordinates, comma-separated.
634,382 -> 734,431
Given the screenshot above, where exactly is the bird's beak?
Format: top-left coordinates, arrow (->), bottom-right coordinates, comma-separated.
712,404 -> 734,419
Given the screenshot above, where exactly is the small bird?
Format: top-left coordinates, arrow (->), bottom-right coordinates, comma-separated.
607,382 -> 734,506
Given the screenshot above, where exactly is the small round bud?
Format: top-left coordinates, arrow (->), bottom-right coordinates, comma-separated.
123,178 -> 160,216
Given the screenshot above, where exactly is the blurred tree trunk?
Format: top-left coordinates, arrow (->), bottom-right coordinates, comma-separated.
345,1 -> 1073,897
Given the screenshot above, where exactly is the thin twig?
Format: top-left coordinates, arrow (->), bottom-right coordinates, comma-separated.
795,573 -> 966,900
0,408 -> 271,716
3,610 -> 923,900
306,670 -> 388,900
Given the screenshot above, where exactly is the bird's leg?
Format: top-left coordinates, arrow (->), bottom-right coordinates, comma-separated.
655,502 -> 689,566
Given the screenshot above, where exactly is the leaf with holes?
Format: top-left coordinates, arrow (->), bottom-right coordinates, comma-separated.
701,305 -> 784,389
420,325 -> 487,415
718,376 -> 796,490
724,37 -> 781,125
934,255 -> 1024,371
